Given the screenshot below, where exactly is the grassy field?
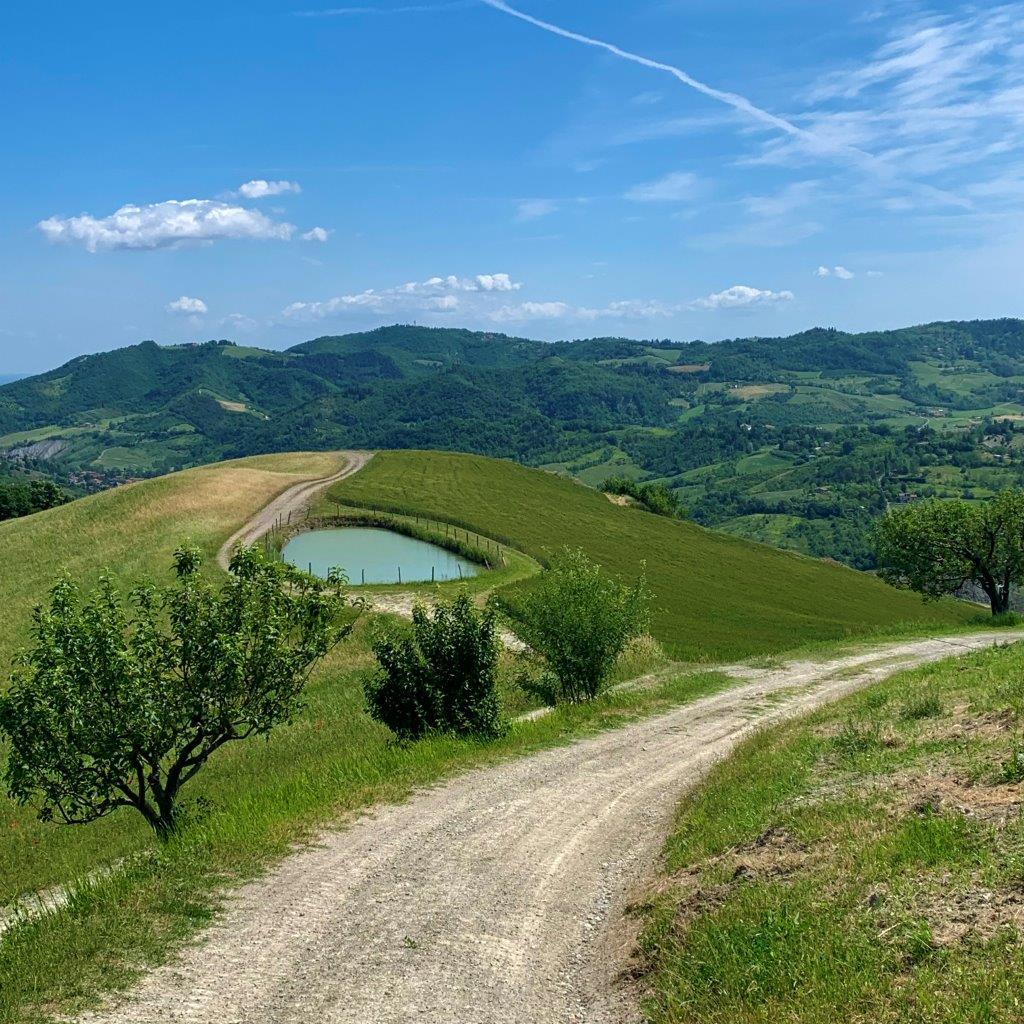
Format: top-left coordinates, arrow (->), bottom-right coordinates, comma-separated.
330,451 -> 974,660
0,448 -> 989,1021
638,639 -> 1024,1023
0,450 -> 707,1021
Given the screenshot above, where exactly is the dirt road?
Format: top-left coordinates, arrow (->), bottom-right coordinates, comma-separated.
81,632 -> 1018,1024
216,451 -> 373,570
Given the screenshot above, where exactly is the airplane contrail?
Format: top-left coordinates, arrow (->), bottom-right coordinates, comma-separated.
479,0 -> 809,142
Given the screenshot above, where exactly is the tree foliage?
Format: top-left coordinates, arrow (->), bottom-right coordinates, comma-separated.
0,545 -> 354,839
875,490 -> 1024,614
0,476 -> 67,523
602,475 -> 684,518
365,592 -> 502,741
504,548 -> 650,703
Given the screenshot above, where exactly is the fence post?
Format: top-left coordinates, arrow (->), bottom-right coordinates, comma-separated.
458,564 -> 463,580
398,566 -> 402,585
362,568 -> 365,585
432,566 -> 435,583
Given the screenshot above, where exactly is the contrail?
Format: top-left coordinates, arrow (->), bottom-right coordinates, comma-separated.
480,0 -> 808,142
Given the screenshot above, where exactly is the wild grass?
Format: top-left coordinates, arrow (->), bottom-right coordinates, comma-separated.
638,641 -> 1024,1023
0,665 -> 730,1023
0,449 -> 990,1021
330,451 -> 974,661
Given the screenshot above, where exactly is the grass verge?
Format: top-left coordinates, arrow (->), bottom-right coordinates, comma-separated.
635,640 -> 1024,1023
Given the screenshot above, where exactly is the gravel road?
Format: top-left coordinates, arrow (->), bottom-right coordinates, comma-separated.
216,451 -> 373,570
80,631 -> 1018,1024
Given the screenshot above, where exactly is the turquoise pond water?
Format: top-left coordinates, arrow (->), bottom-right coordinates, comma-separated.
282,527 -> 482,585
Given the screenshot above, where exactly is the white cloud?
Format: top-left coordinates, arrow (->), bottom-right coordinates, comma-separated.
691,285 -> 794,310
866,269 -> 884,277
221,312 -> 258,332
166,295 -> 208,315
237,179 -> 301,199
625,171 -> 698,202
516,199 -> 559,221
472,273 -> 520,292
39,199 -> 295,252
301,226 -> 331,242
815,265 -> 855,279
282,272 -> 522,320
491,301 -> 576,322
490,297 -> 677,323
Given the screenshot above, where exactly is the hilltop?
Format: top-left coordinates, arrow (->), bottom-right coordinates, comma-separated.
5,319 -> 1024,565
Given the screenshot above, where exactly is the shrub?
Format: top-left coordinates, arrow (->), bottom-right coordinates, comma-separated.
0,545 -> 354,840
504,547 -> 650,703
365,593 -> 502,740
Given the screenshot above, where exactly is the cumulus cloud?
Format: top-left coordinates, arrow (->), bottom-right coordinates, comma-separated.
166,295 -> 208,315
282,272 -> 523,320
39,199 -> 295,252
815,265 -> 832,277
301,226 -> 331,242
691,285 -> 794,310
625,171 -> 698,202
815,265 -> 856,279
237,179 -> 301,199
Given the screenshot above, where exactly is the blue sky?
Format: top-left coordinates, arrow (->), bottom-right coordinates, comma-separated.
2,0 -> 1023,371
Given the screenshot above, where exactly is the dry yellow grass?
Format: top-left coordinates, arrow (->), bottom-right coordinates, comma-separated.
0,451 -> 346,673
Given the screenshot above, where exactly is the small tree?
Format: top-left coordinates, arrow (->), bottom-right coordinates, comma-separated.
365,593 -> 502,741
875,490 -> 1024,615
505,548 -> 650,702
0,545 -> 354,840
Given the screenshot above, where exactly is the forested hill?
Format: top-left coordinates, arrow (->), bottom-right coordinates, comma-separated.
5,318 -> 1024,568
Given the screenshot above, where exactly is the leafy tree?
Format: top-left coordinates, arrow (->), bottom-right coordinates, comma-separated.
366,592 -> 502,741
602,476 -> 684,518
0,545 -> 354,840
875,490 -> 1024,614
505,548 -> 650,702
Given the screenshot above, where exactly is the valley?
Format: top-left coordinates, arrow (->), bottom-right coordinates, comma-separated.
4,320 -> 1024,569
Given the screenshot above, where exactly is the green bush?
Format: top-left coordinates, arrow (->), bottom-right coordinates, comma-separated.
504,547 -> 650,703
365,593 -> 502,740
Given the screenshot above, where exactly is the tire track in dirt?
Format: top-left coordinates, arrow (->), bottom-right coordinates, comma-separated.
79,631 -> 1021,1024
216,451 -> 373,571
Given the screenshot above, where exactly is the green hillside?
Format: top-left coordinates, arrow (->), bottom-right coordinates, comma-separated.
4,320 -> 1024,568
329,451 -> 973,660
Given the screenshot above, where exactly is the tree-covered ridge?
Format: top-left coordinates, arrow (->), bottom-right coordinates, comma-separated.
4,319 -> 1024,567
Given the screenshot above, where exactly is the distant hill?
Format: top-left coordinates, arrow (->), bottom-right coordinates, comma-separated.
4,319 -> 1024,567
0,374 -> 25,386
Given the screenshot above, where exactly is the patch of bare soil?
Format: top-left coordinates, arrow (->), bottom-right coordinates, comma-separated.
918,881 -> 1024,946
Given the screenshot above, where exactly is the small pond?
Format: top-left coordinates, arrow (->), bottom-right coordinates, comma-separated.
282,527 -> 482,585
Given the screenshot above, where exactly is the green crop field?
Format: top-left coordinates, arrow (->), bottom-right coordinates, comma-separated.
330,451 -> 973,661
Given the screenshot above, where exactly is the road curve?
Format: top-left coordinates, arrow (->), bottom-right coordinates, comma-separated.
216,451 -> 373,571
82,632 -> 1019,1024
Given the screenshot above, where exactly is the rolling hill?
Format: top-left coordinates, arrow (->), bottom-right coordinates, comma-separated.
5,319 -> 1024,567
328,450 -> 972,661
0,448 -> 978,1019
